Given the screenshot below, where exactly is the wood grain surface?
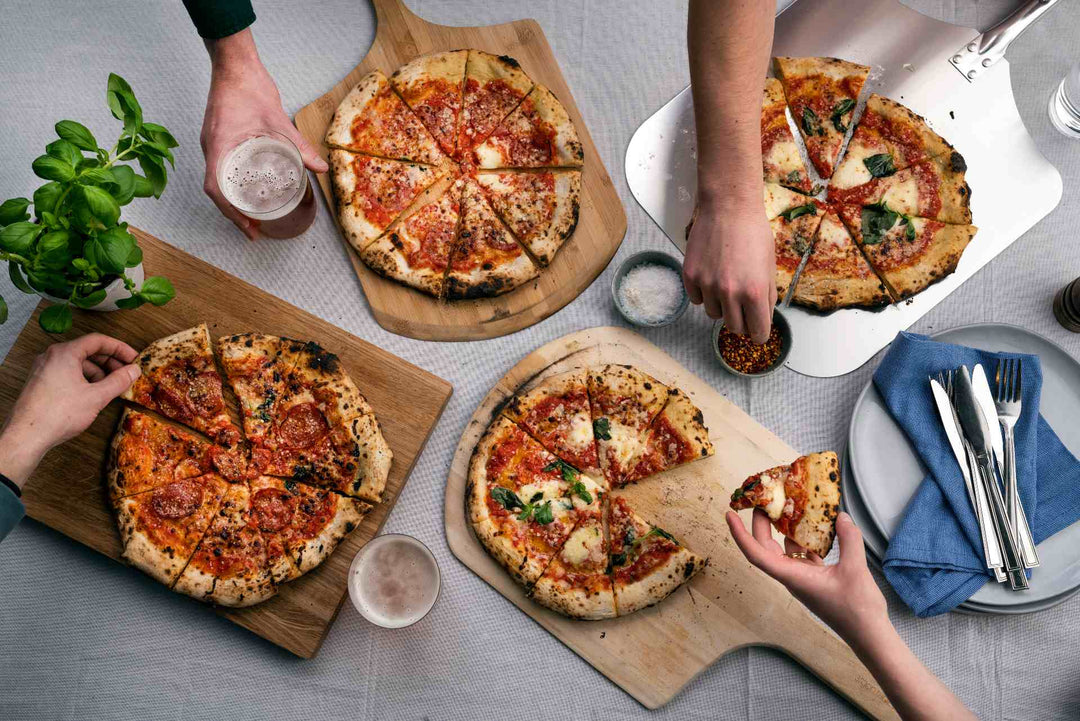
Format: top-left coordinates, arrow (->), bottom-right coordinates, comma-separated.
293,0 -> 626,341
0,228 -> 452,658
444,327 -> 898,717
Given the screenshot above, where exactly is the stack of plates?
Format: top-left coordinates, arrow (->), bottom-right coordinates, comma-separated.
844,323 -> 1080,615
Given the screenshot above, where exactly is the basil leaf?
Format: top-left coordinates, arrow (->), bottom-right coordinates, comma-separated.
532,501 -> 554,525
0,221 -> 43,254
830,98 -> 856,133
569,480 -> 592,505
131,173 -> 154,198
593,417 -> 611,441
46,139 -> 82,169
95,226 -> 135,274
125,244 -> 143,268
860,202 -> 900,245
37,230 -> 73,269
779,203 -> 818,222
0,198 -> 31,226
32,155 -> 75,183
491,486 -> 524,512
109,165 -> 136,206
801,107 -> 824,137
107,74 -> 142,133
138,155 -> 166,198
529,491 -> 544,504
55,120 -> 98,152
863,153 -> 896,179
115,295 -> 146,310
904,218 -> 916,241
0,295 -> 7,324
624,526 -> 636,546
138,140 -> 174,167
785,170 -> 803,185
609,552 -> 627,569
33,182 -> 63,217
8,263 -> 33,293
79,167 -> 119,188
39,304 -> 73,334
648,526 -> 676,542
141,122 -> 179,149
71,288 -> 107,309
79,185 -> 121,227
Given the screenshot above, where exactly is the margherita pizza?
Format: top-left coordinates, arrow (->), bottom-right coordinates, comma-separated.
530,505 -> 614,620
761,77 -> 813,193
791,208 -> 890,310
587,365 -> 669,487
769,200 -> 824,299
622,388 -> 714,484
827,151 -> 972,224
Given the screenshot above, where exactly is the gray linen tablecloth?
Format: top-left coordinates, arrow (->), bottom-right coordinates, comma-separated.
1,1 -> 1078,719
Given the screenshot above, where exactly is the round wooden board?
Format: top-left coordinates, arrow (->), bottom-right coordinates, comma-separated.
294,0 -> 627,341
443,327 -> 897,716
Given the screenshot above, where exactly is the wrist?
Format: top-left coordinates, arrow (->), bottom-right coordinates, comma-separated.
0,422 -> 52,489
696,178 -> 765,216
207,28 -> 261,75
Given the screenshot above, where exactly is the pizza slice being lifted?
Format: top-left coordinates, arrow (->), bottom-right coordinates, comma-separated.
761,77 -> 813,193
472,84 -> 584,169
774,56 -> 870,179
827,151 -> 972,224
770,200 -> 825,300
390,50 -> 468,158
622,388 -> 714,484
791,207 -> 890,310
475,169 -> 580,266
729,451 -> 841,558
587,365 -> 669,487
457,50 -> 533,161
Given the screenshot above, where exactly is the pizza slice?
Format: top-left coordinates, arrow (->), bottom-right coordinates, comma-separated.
608,496 -> 707,616
116,473 -> 229,586
622,388 -> 714,484
445,176 -> 539,299
108,409 -> 214,503
587,364 -> 669,487
530,503 -> 615,620
763,182 -> 811,221
831,94 -> 956,192
246,475 -> 303,583
390,50 -> 467,157
836,203 -> 977,302
774,56 -> 870,178
217,333 -> 293,446
502,369 -> 602,481
475,169 -> 580,266
729,451 -> 842,558
456,50 -> 534,161
360,176 -> 463,298
770,200 -> 825,299
790,207 -> 890,310
330,150 -> 447,252
827,151 -> 972,224
122,324 -> 240,446
325,69 -> 445,165
173,483 -> 277,607
472,84 -> 583,169
761,77 -> 813,193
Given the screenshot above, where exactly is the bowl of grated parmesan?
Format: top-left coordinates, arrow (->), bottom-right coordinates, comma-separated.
611,251 -> 689,327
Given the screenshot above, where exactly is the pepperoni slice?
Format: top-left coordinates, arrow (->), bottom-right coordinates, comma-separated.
251,488 -> 295,532
151,382 -> 192,422
150,479 -> 203,519
208,445 -> 247,482
188,371 -> 225,415
277,403 -> 329,450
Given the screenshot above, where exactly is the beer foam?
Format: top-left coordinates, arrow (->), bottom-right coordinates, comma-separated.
349,535 -> 440,628
219,136 -> 303,218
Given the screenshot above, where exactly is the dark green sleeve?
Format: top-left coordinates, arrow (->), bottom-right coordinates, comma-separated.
182,0 -> 256,40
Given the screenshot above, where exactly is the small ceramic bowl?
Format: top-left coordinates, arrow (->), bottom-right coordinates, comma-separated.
611,250 -> 690,327
712,309 -> 793,378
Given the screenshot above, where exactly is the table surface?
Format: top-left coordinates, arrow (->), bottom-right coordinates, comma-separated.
1,1 -> 1077,719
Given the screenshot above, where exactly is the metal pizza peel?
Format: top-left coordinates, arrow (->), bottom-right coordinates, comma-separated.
624,0 -> 1064,377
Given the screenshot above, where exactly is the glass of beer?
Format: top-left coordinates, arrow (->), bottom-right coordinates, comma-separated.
348,534 -> 441,629
216,130 -> 317,239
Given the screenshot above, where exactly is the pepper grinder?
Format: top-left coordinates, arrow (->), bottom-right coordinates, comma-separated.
1053,276 -> 1080,332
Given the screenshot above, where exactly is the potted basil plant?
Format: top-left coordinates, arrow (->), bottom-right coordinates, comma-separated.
0,73 -> 176,334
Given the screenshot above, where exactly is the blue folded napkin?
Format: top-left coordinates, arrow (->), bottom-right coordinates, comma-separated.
872,331 -> 1080,617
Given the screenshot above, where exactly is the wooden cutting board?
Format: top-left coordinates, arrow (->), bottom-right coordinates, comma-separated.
0,229 -> 452,658
444,327 -> 898,716
293,0 -> 626,342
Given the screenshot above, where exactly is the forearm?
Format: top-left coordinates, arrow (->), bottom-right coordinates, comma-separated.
687,0 -> 773,205
206,28 -> 261,75
0,421 -> 51,489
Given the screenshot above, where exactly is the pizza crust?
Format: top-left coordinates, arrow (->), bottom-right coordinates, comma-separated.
529,515 -> 616,620
614,545 -> 707,616
345,414 -> 394,504
458,50 -> 534,155
789,452 -> 842,557
291,493 -> 371,576
475,169 -> 581,266
792,209 -> 890,310
761,77 -> 813,193
121,323 -> 210,399
390,50 -> 468,156
473,84 -> 583,169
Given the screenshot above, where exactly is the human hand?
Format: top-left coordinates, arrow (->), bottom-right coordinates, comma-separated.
200,29 -> 327,240
0,334 -> 139,487
726,509 -> 889,641
683,197 -> 776,344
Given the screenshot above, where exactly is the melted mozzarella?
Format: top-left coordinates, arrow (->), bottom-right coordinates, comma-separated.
604,422 -> 642,467
765,139 -> 802,176
881,177 -> 920,215
760,473 -> 787,520
568,414 -> 593,448
473,143 -> 502,169
832,144 -> 873,189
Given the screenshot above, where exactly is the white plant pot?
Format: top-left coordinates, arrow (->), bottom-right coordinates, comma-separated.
38,262 -> 144,312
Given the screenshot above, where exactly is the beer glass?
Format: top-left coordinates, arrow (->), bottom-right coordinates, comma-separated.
1049,60 -> 1080,139
216,130 -> 317,238
348,534 -> 441,628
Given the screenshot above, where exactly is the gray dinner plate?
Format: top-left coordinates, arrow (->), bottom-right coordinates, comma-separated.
847,323 -> 1080,612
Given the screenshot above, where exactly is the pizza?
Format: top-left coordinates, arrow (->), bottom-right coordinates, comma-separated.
790,208 -> 890,310
327,49 -> 584,299
770,200 -> 825,299
325,70 -> 445,165
773,56 -> 870,178
110,327 -> 391,607
122,324 -> 240,446
762,181 -> 812,221
729,451 -> 842,558
761,77 -> 813,193
827,151 -> 972,224
475,170 -> 580,266
471,365 -> 712,619
836,203 -> 977,301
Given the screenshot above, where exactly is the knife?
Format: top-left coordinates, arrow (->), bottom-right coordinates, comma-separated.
972,364 -> 1040,568
954,366 -> 1029,590
929,377 -> 1003,576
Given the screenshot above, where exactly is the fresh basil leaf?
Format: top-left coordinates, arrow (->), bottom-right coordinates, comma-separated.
55,120 -> 98,152
75,157 -> 101,173
79,185 -> 121,227
779,203 -> 818,222
138,277 -> 174,306
71,258 -> 91,272
904,219 -> 916,241
830,98 -> 856,133
71,288 -> 107,309
8,263 -> 33,293
0,295 -> 7,324
125,244 -> 143,268
0,198 -> 31,226
624,526 -> 636,546
115,295 -> 146,310
33,182 -> 63,217
95,225 -> 135,274
141,122 -> 179,149
569,480 -> 592,505
131,173 -> 154,198
801,107 -> 824,137
109,165 -> 136,205
32,155 -> 75,183
39,304 -> 73,334
79,167 -> 119,187
37,230 -> 72,269
529,491 -> 544,504
860,202 -> 900,245
491,486 -> 524,512
138,140 -> 174,167
785,170 -> 803,185
609,552 -> 627,569
0,221 -> 43,254
46,139 -> 82,168
863,153 -> 896,179
26,269 -> 69,296
138,155 -> 166,198
648,526 -> 676,542
532,501 -> 554,525
592,417 -> 611,441
107,74 -> 142,133
72,203 -> 106,233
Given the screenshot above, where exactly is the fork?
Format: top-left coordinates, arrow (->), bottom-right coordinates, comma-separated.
995,359 -> 1041,568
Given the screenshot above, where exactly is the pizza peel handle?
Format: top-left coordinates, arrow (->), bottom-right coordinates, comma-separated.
949,0 -> 1063,81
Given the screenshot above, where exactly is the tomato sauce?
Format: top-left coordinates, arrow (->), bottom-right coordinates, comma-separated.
351,155 -> 425,228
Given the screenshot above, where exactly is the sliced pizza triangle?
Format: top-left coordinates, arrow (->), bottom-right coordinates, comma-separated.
729,451 -> 841,558
330,150 -> 447,253
108,408 -> 215,503
457,50 -> 534,160
122,323 -> 240,446
216,333 -> 294,446
831,93 -> 957,192
608,496 -> 707,616
836,203 -> 976,302
761,77 -> 813,193
390,50 -> 467,157
622,387 -> 714,484
530,503 -> 615,620
445,176 -> 539,300
472,83 -> 583,169
827,151 -> 972,224
774,56 -> 870,178
763,181 -> 812,221
791,207 -> 890,310
770,200 -> 825,299
475,169 -> 580,266
325,69 -> 445,164
587,364 -> 669,487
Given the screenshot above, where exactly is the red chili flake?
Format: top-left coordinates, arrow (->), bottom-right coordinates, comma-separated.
717,325 -> 783,374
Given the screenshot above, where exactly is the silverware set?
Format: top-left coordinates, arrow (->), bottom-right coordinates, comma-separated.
929,360 -> 1039,591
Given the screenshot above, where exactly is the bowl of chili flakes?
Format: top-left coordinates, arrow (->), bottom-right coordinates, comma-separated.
712,309 -> 792,378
